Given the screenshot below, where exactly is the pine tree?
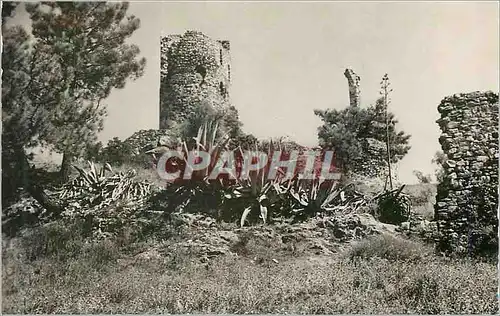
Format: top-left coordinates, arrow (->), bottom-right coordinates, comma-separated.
24,2 -> 146,182
315,75 -> 411,178
2,5 -> 58,204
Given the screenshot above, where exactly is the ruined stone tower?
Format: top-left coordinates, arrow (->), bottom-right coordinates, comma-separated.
344,68 -> 361,107
160,31 -> 231,129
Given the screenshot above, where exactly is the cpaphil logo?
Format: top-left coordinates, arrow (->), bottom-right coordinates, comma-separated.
152,148 -> 341,185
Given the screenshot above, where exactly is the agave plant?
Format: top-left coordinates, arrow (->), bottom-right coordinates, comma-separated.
287,177 -> 341,216
185,120 -> 231,182
155,121 -> 232,215
224,139 -> 299,227
51,161 -> 156,240
58,161 -> 113,202
373,185 -> 412,224
287,179 -> 369,220
55,161 -> 153,210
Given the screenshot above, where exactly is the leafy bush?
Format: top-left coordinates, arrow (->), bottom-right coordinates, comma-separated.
413,170 -> 432,184
407,185 -> 435,206
96,137 -> 154,169
228,133 -> 258,150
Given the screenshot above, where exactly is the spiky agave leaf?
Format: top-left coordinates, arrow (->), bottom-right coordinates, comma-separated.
240,205 -> 252,227
320,182 -> 342,209
105,163 -> 112,173
210,121 -> 219,149
258,194 -> 268,224
73,164 -> 93,185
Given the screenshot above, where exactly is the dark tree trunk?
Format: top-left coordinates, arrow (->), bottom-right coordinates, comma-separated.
2,144 -> 31,204
17,147 -> 60,214
59,151 -> 74,183
3,144 -> 62,236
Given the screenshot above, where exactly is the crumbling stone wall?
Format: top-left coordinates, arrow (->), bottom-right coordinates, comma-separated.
160,31 -> 231,129
344,68 -> 361,107
434,91 -> 498,255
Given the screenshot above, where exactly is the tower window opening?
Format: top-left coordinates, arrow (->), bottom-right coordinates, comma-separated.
195,65 -> 206,86
228,65 -> 231,82
220,82 -> 226,97
219,49 -> 223,65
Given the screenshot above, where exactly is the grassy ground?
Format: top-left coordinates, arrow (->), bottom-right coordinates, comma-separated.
2,223 -> 497,314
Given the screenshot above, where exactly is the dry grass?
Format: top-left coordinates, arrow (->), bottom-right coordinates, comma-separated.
2,223 -> 497,314
346,233 -> 434,262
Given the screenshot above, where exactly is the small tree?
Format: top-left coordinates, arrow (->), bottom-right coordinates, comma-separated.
432,150 -> 448,183
315,76 -> 410,179
413,170 -> 432,184
83,141 -> 104,162
222,105 -> 244,138
100,137 -> 133,166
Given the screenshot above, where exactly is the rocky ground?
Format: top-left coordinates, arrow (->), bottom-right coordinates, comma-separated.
152,211 -> 437,264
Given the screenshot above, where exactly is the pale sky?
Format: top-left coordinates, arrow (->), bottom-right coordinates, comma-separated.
8,2 -> 500,184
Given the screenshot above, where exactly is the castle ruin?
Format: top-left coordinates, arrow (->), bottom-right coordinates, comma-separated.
434,91 -> 498,255
160,31 -> 232,129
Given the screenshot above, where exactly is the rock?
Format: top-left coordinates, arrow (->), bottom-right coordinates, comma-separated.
218,230 -> 239,244
476,156 -> 489,162
447,121 -> 459,129
437,202 -> 447,208
445,160 -> 456,168
134,248 -> 162,261
400,221 -> 411,230
327,213 -> 397,241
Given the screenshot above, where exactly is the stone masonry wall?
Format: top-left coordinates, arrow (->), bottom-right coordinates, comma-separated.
344,68 -> 361,108
160,31 -> 231,129
434,91 -> 498,255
